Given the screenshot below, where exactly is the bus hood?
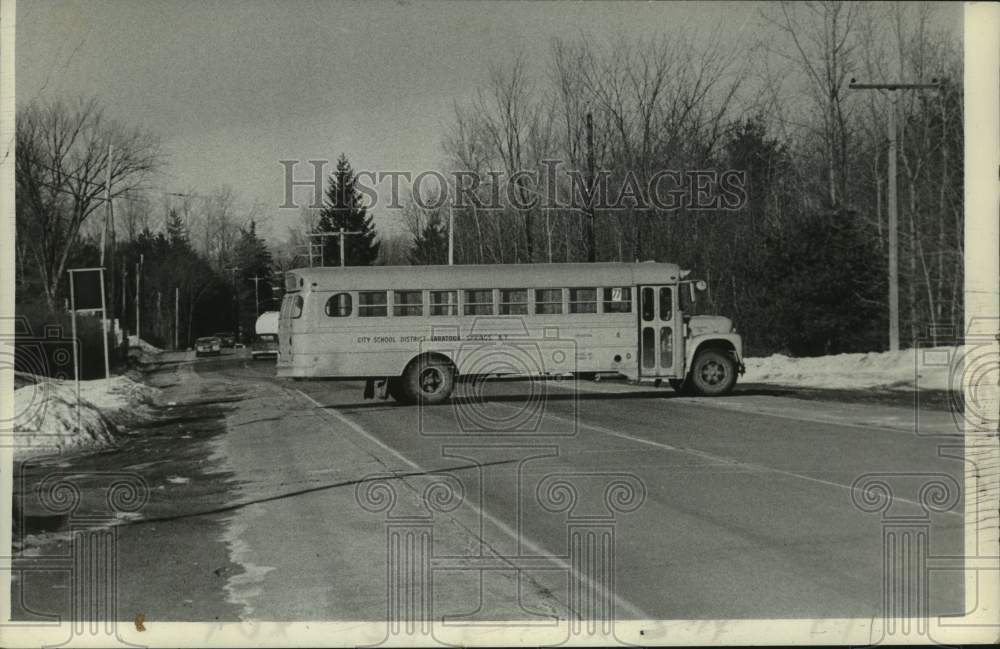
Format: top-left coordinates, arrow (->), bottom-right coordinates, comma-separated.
687,315 -> 733,336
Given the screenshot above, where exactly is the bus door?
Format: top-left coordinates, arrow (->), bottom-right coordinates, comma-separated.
638,285 -> 680,377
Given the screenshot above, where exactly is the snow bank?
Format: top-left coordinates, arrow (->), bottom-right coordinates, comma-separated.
12,374 -> 159,460
128,335 -> 162,353
744,346 -> 962,391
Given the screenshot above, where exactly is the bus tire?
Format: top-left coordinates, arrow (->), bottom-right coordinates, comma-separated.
401,355 -> 455,405
689,349 -> 737,396
387,377 -> 408,403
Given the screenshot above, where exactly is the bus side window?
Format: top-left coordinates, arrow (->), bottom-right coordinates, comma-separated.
358,291 -> 388,317
534,288 -> 563,314
568,288 -> 597,314
499,289 -> 528,315
602,287 -> 632,313
325,293 -> 352,317
430,290 -> 458,316
464,289 -> 494,315
394,290 -> 423,316
291,295 -> 304,319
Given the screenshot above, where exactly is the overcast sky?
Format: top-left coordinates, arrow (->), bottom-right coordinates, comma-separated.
16,0 -> 962,241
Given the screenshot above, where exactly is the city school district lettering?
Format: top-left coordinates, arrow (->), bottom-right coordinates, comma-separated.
355,333 -> 514,344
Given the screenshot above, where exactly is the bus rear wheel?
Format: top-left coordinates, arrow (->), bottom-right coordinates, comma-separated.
689,349 -> 737,396
401,356 -> 455,405
386,377 -> 407,403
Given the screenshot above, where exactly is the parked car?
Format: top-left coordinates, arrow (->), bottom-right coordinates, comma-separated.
251,333 -> 278,359
214,331 -> 236,348
195,336 -> 222,357
251,311 -> 279,360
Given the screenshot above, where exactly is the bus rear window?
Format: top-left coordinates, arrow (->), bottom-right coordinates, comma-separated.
290,295 -> 304,319
325,293 -> 352,317
358,291 -> 388,317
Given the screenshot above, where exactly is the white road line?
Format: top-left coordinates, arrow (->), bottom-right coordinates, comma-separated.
548,380 -> 944,436
497,400 -> 965,519
293,388 -> 653,621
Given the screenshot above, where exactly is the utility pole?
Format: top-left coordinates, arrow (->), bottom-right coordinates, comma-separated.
174,287 -> 180,350
584,111 -> 596,263
848,77 -> 940,352
248,275 -> 264,318
307,230 -> 362,267
448,205 -> 454,265
100,144 -> 112,267
135,254 -> 143,342
226,266 -> 241,340
121,267 -> 127,329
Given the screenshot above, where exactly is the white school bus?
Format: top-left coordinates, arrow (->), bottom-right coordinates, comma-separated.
276,262 -> 744,403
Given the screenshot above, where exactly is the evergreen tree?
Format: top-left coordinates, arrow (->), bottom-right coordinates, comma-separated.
758,207 -> 886,356
409,213 -> 449,265
165,208 -> 189,250
234,220 -> 275,342
315,154 -> 380,266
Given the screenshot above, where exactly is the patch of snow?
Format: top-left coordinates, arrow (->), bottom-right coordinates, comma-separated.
12,374 -> 160,461
166,476 -> 190,484
128,335 -> 162,353
744,346 -> 965,392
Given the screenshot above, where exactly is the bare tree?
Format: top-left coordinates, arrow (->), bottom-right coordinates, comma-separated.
16,98 -> 162,309
761,1 -> 861,207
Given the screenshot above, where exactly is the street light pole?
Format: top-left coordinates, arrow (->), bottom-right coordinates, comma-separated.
848,77 -> 941,351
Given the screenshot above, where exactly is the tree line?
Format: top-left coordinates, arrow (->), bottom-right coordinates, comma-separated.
16,1 -> 963,367
15,98 -> 276,359
400,1 -> 962,356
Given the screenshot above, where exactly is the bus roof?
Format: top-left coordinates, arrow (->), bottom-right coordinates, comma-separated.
285,262 -> 684,292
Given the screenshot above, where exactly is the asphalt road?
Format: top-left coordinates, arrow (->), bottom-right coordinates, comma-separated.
13,349 -> 967,628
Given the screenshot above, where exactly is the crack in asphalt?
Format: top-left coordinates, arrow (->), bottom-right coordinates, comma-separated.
101,459 -> 518,527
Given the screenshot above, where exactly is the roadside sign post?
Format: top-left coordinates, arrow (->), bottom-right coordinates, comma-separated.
98,267 -> 111,384
69,267 -> 112,390
68,270 -> 81,412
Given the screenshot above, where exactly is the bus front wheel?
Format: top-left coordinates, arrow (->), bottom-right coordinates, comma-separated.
401,356 -> 455,405
688,349 -> 737,396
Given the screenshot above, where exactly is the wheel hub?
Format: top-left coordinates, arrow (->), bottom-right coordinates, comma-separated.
420,367 -> 443,393
701,360 -> 726,385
